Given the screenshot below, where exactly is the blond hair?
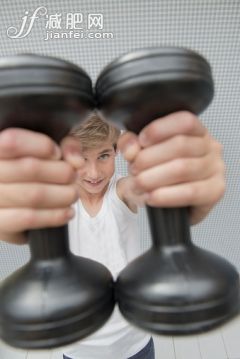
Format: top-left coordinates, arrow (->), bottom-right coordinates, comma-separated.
70,111 -> 121,151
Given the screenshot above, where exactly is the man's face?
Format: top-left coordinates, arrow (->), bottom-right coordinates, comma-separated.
76,141 -> 117,195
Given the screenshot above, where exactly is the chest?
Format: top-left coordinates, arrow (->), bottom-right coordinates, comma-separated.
81,199 -> 104,217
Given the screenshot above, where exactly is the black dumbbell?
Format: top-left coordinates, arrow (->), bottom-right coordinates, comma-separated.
96,47 -> 240,334
0,54 -> 115,349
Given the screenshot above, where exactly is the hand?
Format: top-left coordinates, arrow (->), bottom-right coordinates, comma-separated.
0,129 -> 78,244
118,111 -> 226,225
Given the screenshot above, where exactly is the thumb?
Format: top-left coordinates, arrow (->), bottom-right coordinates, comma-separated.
60,136 -> 85,169
117,131 -> 141,163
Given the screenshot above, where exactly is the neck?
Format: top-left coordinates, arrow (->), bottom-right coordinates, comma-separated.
78,182 -> 109,204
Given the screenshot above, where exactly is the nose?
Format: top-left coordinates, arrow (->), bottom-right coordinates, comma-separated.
87,162 -> 99,179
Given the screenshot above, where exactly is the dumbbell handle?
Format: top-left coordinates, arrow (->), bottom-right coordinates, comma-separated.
146,207 -> 192,248
26,226 -> 70,260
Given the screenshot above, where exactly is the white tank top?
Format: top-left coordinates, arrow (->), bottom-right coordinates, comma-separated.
63,173 -> 151,359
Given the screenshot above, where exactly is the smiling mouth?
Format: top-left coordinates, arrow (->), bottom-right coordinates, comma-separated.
85,180 -> 103,186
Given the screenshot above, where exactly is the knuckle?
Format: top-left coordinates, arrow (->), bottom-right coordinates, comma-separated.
132,152 -> 142,170
182,112 -> 197,132
144,119 -> 160,140
134,173 -> 146,190
51,209 -> 68,225
52,208 -> 74,226
62,162 -> 76,182
61,208 -> 73,222
118,131 -> 135,150
21,209 -> 37,228
211,150 -> 225,175
44,138 -> 56,157
174,159 -> 188,180
69,186 -> 79,203
204,134 -> 212,152
176,135 -> 187,153
151,120 -> 160,133
185,184 -> 197,202
21,157 -> 39,177
210,136 -> 223,154
0,129 -> 19,151
28,187 -> 44,206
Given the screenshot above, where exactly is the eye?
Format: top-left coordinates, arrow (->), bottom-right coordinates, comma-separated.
99,154 -> 110,160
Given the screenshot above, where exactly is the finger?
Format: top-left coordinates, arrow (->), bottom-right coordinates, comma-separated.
145,173 -> 225,208
138,111 -> 207,147
60,135 -> 85,169
0,207 -> 76,235
117,131 -> 141,162
0,184 -> 79,208
124,175 -> 149,204
0,232 -> 29,245
129,134 -> 211,174
188,203 -> 215,226
133,153 -> 223,192
0,128 -> 62,160
0,158 -> 76,184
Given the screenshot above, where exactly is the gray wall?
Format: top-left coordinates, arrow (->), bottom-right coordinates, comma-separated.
0,0 -> 240,280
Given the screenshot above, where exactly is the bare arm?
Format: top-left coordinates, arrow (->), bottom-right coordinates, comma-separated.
116,177 -> 138,214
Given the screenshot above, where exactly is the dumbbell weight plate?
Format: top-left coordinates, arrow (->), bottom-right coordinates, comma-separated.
0,53 -> 95,142
96,47 -> 213,132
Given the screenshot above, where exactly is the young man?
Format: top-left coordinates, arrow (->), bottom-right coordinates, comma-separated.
0,111 -> 225,359
62,113 -> 155,359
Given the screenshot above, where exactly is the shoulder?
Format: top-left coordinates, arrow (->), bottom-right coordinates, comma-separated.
116,176 -> 138,214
